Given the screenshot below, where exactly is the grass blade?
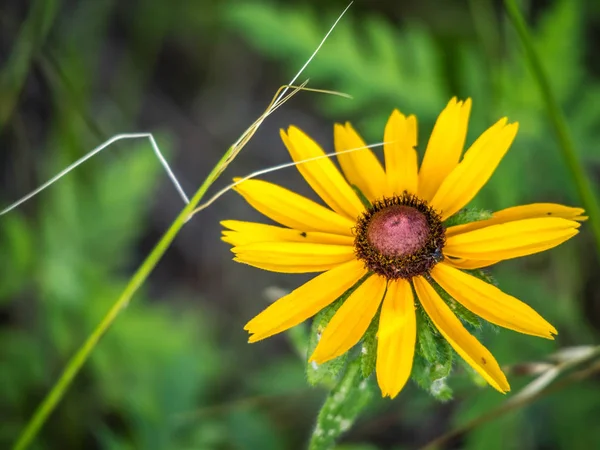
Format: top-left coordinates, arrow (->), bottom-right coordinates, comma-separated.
504,0 -> 600,257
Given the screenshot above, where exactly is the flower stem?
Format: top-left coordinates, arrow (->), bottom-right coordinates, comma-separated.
504,0 -> 600,256
12,146 -> 233,450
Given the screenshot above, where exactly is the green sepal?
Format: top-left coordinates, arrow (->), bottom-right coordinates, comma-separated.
429,373 -> 453,401
309,358 -> 374,450
351,185 -> 372,209
416,307 -> 440,363
306,300 -> 347,388
411,348 -> 453,402
466,268 -> 498,287
416,307 -> 452,366
428,277 -> 482,330
413,308 -> 454,401
359,310 -> 380,378
306,274 -> 371,387
464,269 -> 501,334
443,207 -> 492,227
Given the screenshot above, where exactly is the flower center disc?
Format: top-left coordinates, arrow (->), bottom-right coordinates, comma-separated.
367,205 -> 429,257
354,194 -> 446,280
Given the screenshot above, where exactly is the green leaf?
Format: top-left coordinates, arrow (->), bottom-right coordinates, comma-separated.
443,208 -> 493,228
0,0 -> 60,130
306,302 -> 347,388
413,308 -> 454,401
306,274 -> 371,387
286,322 -> 310,358
416,308 -> 453,372
0,214 -> 34,301
416,307 -> 441,363
309,359 -> 373,450
411,347 -> 453,402
359,310 -> 379,378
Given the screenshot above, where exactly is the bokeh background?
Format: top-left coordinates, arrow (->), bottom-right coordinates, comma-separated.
1,0 -> 600,449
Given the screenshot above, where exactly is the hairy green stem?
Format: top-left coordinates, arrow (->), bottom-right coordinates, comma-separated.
12,146 -> 233,450
504,0 -> 600,256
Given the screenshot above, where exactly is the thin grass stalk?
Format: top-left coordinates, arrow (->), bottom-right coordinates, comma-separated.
504,0 -> 600,257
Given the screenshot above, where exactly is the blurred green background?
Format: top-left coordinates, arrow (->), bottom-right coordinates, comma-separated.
1,0 -> 599,449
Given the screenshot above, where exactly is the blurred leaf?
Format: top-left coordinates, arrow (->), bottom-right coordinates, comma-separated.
0,0 -> 60,130
227,408 -> 286,450
334,445 -> 380,450
248,357 -> 307,396
443,208 -> 493,228
0,214 -> 34,300
286,322 -> 310,358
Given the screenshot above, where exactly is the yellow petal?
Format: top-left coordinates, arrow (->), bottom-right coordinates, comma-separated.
431,263 -> 557,338
444,217 -> 580,260
334,122 -> 386,201
443,257 -> 499,270
446,203 -> 586,237
310,275 -> 387,363
281,127 -> 364,219
418,98 -> 472,201
233,178 -> 354,236
383,110 -> 418,196
221,221 -> 354,246
430,120 -> 518,220
413,277 -> 510,393
245,260 -> 367,342
376,279 -> 416,398
233,242 -> 355,273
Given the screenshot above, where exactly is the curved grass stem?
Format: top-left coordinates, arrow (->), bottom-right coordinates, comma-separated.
504,0 -> 600,257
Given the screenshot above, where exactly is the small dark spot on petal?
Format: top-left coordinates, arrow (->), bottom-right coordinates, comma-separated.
481,357 -> 487,364
547,212 -> 552,215
300,232 -> 307,238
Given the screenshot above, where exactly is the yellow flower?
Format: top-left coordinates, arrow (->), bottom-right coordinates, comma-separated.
222,98 -> 584,398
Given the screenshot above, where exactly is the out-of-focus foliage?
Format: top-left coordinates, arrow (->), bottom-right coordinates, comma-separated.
1,0 -> 599,449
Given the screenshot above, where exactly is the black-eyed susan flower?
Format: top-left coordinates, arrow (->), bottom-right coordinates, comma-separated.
222,98 -> 584,399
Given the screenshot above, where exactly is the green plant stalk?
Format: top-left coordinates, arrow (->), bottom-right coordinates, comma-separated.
504,0 -> 600,256
12,146 -> 234,450
0,0 -> 60,132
